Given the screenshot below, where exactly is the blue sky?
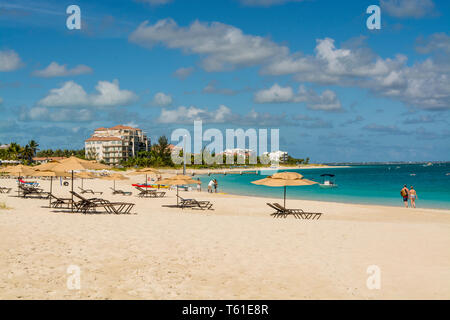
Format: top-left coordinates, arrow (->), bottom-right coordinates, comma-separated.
0,0 -> 449,162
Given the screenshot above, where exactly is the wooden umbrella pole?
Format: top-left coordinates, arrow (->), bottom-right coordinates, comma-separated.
71,170 -> 74,212
284,186 -> 286,208
49,176 -> 53,208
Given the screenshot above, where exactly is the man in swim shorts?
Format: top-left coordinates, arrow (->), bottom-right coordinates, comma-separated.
401,184 -> 409,208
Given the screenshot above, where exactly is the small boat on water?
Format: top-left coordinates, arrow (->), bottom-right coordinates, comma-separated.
410,173 -> 416,176
319,174 -> 338,189
424,162 -> 433,167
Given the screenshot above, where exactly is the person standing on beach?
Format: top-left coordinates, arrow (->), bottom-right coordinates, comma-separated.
409,186 -> 418,208
213,179 -> 218,193
400,184 -> 409,208
196,178 -> 201,192
208,179 -> 214,193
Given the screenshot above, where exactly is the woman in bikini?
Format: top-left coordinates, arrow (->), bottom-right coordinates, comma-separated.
409,186 -> 418,208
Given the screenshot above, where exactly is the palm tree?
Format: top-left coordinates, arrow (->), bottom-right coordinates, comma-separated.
28,140 -> 39,157
22,144 -> 34,162
7,143 -> 22,160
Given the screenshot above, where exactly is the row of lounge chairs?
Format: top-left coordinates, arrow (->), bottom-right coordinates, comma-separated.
49,191 -> 135,214
267,203 -> 322,220
176,195 -> 213,210
18,184 -> 50,199
135,186 -> 166,198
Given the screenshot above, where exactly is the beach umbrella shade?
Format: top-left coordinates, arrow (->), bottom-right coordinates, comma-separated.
0,164 -> 36,176
29,170 -> 71,207
40,157 -> 110,211
128,168 -> 160,185
75,171 -> 97,189
99,173 -> 129,191
33,161 -> 61,171
251,172 -> 318,207
0,165 -> 37,197
158,175 -> 201,205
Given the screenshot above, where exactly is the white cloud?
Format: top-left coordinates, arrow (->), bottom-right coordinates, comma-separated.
130,17 -> 450,111
254,83 -> 295,103
158,105 -> 234,124
0,49 -> 23,72
416,33 -> 450,54
21,107 -> 95,122
239,0 -> 303,6
157,104 -> 291,126
380,0 -> 437,18
202,80 -> 239,95
152,92 -> 173,107
254,83 -> 342,111
129,19 -> 288,71
32,62 -> 92,78
38,80 -> 137,108
173,66 -> 194,80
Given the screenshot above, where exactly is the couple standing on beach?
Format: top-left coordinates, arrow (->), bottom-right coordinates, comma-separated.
208,179 -> 218,193
401,185 -> 418,208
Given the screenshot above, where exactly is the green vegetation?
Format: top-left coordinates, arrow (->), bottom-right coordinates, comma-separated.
0,140 -> 40,164
37,148 -> 85,159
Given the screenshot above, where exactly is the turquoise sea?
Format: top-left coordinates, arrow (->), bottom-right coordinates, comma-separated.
197,163 -> 450,209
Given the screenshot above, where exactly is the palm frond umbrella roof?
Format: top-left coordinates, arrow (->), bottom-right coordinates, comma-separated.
158,174 -> 201,185
0,164 -> 36,176
100,173 -> 129,181
251,172 -> 317,207
128,168 -> 160,175
74,171 -> 98,179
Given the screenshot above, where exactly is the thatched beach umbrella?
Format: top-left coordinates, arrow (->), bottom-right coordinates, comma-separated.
251,172 -> 318,207
0,164 -> 36,176
158,174 -> 201,206
0,165 -> 37,197
128,168 -> 160,185
100,173 -> 129,191
40,157 -> 110,211
30,170 -> 71,207
75,171 -> 97,189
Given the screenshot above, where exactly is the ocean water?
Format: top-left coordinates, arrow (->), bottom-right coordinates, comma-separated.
197,163 -> 450,209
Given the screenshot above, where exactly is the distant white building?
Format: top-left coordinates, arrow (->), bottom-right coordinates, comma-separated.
263,150 -> 289,163
0,144 -> 10,150
85,125 -> 150,165
221,148 -> 254,157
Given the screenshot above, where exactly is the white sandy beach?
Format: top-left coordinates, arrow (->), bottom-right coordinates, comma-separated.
1,176 -> 449,300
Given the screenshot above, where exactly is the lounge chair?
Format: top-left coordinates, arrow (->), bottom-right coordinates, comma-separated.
135,186 -> 166,198
49,194 -> 79,209
268,203 -> 322,220
70,191 -> 135,214
176,195 -> 213,210
18,179 -> 39,187
78,186 -> 103,195
110,187 -> 132,196
0,187 -> 12,194
18,184 -> 49,199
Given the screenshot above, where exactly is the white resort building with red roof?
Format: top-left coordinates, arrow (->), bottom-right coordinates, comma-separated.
84,125 -> 150,165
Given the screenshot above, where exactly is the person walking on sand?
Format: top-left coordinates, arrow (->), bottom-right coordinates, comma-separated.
400,184 -> 409,208
409,186 -> 418,208
208,179 -> 214,193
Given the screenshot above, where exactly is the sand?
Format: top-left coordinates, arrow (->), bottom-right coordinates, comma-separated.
0,175 -> 449,300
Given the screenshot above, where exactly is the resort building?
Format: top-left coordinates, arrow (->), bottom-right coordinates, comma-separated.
84,125 -> 150,165
263,150 -> 289,163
